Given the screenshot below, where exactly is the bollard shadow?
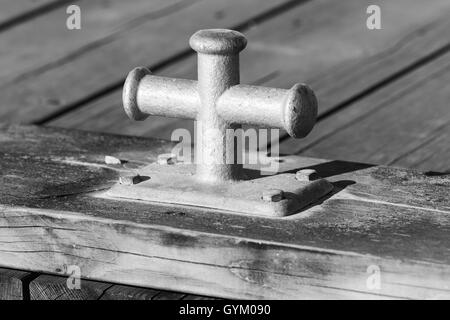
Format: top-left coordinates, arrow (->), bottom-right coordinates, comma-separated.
424,170 -> 450,177
242,159 -> 373,210
243,159 -> 374,180
292,160 -> 374,178
292,179 -> 356,213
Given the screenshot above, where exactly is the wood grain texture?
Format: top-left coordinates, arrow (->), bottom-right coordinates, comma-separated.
0,125 -> 449,299
30,274 -> 112,300
49,0 -> 450,143
0,267 -> 35,300
0,0 -> 294,124
279,44 -> 450,172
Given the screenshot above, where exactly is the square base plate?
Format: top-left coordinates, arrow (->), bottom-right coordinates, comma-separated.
105,163 -> 333,217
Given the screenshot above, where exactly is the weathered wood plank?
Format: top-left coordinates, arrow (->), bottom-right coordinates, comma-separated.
279,44 -> 450,172
0,0 -> 183,85
30,274 -> 111,300
48,0 -> 450,143
0,125 -> 448,299
0,0 -> 294,123
0,267 -> 35,300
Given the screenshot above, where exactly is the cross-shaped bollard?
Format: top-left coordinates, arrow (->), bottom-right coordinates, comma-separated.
123,29 -> 318,183
114,28 -> 332,217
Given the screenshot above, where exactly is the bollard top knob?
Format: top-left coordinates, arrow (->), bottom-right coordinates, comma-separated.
189,29 -> 247,55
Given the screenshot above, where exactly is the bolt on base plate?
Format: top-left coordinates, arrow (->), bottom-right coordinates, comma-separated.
104,163 -> 333,218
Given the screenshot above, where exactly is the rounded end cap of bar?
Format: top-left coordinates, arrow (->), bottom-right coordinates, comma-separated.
123,67 -> 151,121
189,29 -> 247,55
283,83 -> 318,138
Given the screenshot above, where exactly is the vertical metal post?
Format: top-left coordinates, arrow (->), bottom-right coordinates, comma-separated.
189,29 -> 247,183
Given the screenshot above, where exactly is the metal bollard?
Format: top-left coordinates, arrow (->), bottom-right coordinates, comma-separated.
123,29 -> 318,183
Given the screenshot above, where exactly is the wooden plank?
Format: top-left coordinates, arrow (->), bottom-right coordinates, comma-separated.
0,267 -> 35,300
48,0 -> 450,141
0,0 -> 184,85
0,124 -> 449,299
30,274 -> 111,300
0,0 -> 294,123
279,44 -> 450,172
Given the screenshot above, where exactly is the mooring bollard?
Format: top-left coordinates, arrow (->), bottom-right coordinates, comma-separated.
123,29 -> 318,183
114,28 -> 332,217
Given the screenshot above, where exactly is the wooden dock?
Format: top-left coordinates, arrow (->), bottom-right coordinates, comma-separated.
0,0 -> 449,299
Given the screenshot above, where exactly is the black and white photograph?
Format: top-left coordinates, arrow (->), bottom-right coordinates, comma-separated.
0,0 -> 449,306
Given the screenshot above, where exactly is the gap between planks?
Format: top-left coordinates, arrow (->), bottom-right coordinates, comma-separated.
0,0 -> 194,87
0,0 -> 76,34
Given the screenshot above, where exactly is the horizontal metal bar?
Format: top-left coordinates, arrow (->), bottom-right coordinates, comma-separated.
217,84 -> 286,128
217,83 -> 317,138
124,67 -> 199,121
138,75 -> 199,119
